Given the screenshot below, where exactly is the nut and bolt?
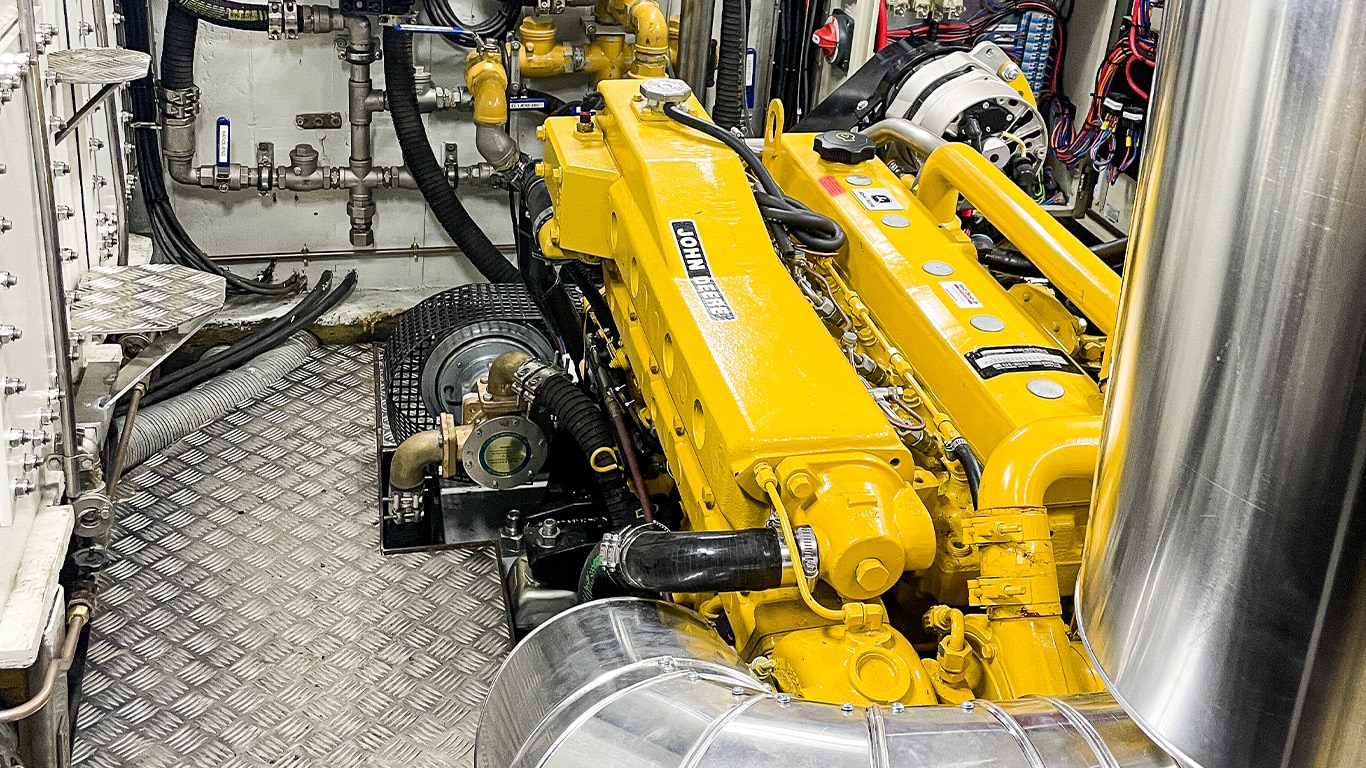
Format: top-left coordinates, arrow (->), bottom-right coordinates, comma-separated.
534,518 -> 561,547
51,160 -> 70,175
3,377 -> 26,395
841,703 -> 855,714
0,272 -> 16,288
0,325 -> 22,343
13,479 -> 35,496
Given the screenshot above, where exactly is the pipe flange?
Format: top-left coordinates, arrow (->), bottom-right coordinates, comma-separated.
461,415 -> 548,490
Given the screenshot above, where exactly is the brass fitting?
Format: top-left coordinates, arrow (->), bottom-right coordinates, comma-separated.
487,349 -> 533,398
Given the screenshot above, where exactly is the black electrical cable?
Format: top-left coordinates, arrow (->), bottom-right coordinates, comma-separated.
143,272 -> 335,396
135,272 -> 355,410
125,0 -> 302,296
712,0 -> 749,131
662,102 -> 846,253
562,262 -> 619,344
423,0 -> 522,41
519,88 -> 568,115
383,27 -> 520,283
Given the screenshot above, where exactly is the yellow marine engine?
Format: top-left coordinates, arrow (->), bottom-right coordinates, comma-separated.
465,75 -> 1165,765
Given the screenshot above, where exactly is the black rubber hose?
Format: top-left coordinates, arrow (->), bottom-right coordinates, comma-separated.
173,0 -> 268,29
383,27 -> 519,284
1091,236 -> 1129,264
578,526 -> 785,601
947,437 -> 983,508
161,4 -> 199,90
517,361 -> 639,528
712,0 -> 748,131
516,178 -> 585,359
663,102 -> 845,252
143,273 -> 334,397
979,247 -> 1041,276
135,272 -> 355,409
563,262 -> 619,343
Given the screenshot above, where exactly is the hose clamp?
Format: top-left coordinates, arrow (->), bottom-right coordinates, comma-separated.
511,360 -> 560,404
599,531 -> 624,572
160,87 -> 200,119
794,525 -> 820,579
770,513 -> 820,579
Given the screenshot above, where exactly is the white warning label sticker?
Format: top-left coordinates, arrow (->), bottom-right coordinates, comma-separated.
852,188 -> 905,211
940,281 -> 984,309
965,345 -> 1085,379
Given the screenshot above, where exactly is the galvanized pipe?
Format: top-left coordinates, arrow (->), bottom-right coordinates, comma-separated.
1078,0 -> 1366,766
675,0 -> 715,103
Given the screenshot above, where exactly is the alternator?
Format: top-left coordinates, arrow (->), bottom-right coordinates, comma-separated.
884,41 -> 1046,180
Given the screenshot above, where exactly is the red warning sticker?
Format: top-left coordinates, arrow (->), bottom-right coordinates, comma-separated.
818,175 -> 845,197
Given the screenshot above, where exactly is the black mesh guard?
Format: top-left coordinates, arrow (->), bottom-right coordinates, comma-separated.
383,283 -> 550,441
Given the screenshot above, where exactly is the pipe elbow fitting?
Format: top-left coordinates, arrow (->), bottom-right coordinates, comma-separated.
389,428 -> 444,493
628,0 -> 669,55
465,49 -> 509,125
476,124 -> 519,172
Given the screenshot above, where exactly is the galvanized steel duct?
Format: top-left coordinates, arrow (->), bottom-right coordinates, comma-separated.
476,599 -> 1173,767
1077,0 -> 1366,766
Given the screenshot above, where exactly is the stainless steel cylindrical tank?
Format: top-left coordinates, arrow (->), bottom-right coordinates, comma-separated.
1077,0 -> 1366,766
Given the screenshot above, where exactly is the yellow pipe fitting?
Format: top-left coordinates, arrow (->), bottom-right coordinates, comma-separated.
977,415 -> 1102,510
915,144 -> 1122,335
514,16 -> 578,79
627,0 -> 668,51
465,48 -> 509,125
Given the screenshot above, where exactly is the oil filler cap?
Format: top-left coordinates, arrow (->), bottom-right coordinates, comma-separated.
814,130 -> 876,165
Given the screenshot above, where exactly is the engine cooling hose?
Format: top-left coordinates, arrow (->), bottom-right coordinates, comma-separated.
383,27 -> 519,284
512,357 -> 640,528
578,526 -> 785,601
948,437 -> 983,507
711,0 -> 748,131
121,332 -> 320,468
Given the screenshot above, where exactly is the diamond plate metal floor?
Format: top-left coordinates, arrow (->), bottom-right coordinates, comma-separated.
73,345 -> 510,768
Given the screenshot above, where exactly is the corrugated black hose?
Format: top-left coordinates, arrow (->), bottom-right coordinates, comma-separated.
382,27 -> 520,284
517,360 -> 639,529
712,0 -> 749,131
173,0 -> 268,30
